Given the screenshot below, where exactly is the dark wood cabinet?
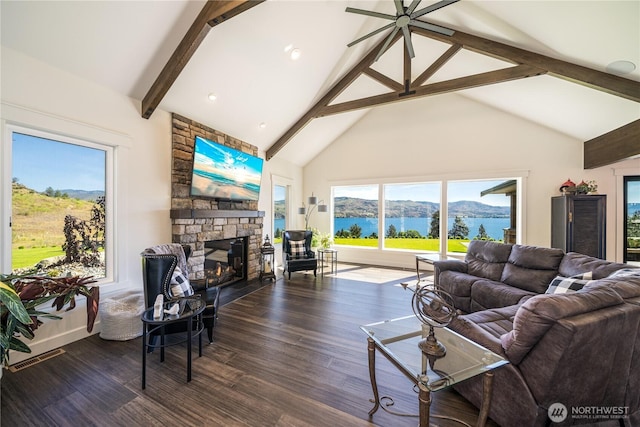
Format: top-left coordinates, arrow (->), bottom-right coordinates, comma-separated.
551,194 -> 606,259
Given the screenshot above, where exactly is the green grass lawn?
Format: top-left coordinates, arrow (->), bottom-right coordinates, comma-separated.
333,238 -> 471,253
12,246 -> 65,269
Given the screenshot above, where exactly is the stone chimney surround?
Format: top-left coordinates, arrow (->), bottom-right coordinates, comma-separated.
170,113 -> 264,281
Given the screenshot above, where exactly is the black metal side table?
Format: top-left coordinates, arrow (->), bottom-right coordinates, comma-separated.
141,297 -> 205,389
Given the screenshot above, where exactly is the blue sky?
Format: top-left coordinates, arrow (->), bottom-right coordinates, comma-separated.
333,180 -> 512,206
12,133 -> 105,192
629,181 -> 640,204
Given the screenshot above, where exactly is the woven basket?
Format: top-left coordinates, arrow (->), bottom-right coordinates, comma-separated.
99,291 -> 145,341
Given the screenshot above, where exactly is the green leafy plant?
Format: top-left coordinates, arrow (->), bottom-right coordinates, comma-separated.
0,273 -> 99,367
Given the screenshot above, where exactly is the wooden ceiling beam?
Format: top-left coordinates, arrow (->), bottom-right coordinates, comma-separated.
412,26 -> 640,103
266,22 -> 638,161
411,43 -> 461,88
584,119 -> 640,169
265,31 -> 403,160
362,68 -> 404,92
319,64 -> 544,117
141,0 -> 264,119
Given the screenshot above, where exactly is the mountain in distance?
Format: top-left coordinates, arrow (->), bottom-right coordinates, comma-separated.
334,197 -> 509,218
59,189 -> 105,201
274,199 -> 285,219
629,203 -> 640,216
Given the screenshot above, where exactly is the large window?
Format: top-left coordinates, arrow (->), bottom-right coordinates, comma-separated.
333,185 -> 379,247
624,176 -> 640,265
383,182 -> 441,251
447,180 -> 514,254
331,177 -> 519,254
9,129 -> 111,280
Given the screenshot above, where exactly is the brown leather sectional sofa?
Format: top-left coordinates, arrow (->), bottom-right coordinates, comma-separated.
434,240 -> 640,426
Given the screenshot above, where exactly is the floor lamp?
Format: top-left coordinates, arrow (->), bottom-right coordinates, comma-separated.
298,193 -> 327,230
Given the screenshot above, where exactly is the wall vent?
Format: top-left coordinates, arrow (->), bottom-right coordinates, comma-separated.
8,348 -> 66,372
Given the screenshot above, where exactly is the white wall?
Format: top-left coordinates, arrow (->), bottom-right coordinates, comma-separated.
0,46 -> 173,363
0,46 -> 301,364
303,93 -> 639,268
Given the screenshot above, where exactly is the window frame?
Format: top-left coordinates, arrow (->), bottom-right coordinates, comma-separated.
623,175 -> 640,264
2,123 -> 116,284
330,173 -> 526,255
332,183 -> 380,248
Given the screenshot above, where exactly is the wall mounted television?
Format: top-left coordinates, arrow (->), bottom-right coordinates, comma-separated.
190,136 -> 264,201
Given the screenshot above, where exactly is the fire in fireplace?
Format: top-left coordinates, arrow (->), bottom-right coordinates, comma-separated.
203,237 -> 247,286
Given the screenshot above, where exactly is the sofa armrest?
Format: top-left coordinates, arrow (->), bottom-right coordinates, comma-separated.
434,259 -> 467,285
434,259 -> 467,273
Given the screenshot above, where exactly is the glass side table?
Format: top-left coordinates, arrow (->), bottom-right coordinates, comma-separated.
318,248 -> 338,276
361,315 -> 508,427
141,297 -> 205,389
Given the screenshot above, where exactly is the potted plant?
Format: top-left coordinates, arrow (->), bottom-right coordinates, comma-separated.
0,274 -> 99,368
319,232 -> 334,250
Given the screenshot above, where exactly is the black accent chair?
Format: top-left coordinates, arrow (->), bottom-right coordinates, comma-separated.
283,230 -> 317,279
141,245 -> 220,344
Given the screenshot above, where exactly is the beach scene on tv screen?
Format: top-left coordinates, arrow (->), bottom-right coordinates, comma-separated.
191,136 -> 263,201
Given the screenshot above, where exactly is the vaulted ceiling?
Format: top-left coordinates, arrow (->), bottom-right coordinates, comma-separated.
2,1 -> 639,167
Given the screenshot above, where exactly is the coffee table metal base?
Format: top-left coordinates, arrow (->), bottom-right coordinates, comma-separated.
367,337 -> 494,427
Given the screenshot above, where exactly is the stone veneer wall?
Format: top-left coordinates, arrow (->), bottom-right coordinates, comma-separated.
171,113 -> 264,280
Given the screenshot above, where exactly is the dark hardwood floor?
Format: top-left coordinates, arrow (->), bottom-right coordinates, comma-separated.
1,264 -> 499,427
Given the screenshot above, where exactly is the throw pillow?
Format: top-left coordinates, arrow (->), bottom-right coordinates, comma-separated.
290,240 -> 306,259
170,266 -> 194,298
608,268 -> 640,278
545,273 -> 594,295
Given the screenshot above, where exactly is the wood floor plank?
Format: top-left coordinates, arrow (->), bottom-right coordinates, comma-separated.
1,264 -> 498,427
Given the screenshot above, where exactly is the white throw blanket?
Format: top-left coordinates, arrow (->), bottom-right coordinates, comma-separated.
143,243 -> 189,276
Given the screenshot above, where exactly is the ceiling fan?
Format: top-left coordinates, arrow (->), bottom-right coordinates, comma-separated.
346,0 -> 459,61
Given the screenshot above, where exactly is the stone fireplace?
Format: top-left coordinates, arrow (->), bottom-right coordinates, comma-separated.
170,114 -> 264,282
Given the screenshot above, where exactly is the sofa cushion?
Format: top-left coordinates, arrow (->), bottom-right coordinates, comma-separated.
470,279 -> 536,311
500,244 -> 564,293
464,240 -> 513,281
500,284 -> 623,364
449,310 -> 514,357
454,304 -> 518,339
559,252 -> 630,279
584,273 -> 640,300
608,268 -> 640,278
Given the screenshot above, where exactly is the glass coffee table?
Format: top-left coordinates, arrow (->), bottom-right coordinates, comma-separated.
361,315 -> 508,427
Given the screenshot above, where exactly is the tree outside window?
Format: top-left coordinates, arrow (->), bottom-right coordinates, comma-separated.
11,132 -> 108,278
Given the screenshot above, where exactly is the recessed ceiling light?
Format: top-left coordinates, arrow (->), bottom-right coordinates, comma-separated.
207,93 -> 217,101
606,60 -> 636,75
259,122 -> 267,129
290,48 -> 301,61
284,44 -> 293,53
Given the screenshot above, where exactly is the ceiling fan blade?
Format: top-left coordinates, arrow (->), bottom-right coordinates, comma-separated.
409,19 -> 455,36
411,0 -> 459,19
347,22 -> 396,47
406,0 -> 422,14
345,7 -> 396,21
401,26 -> 415,58
375,27 -> 401,62
394,0 -> 404,14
